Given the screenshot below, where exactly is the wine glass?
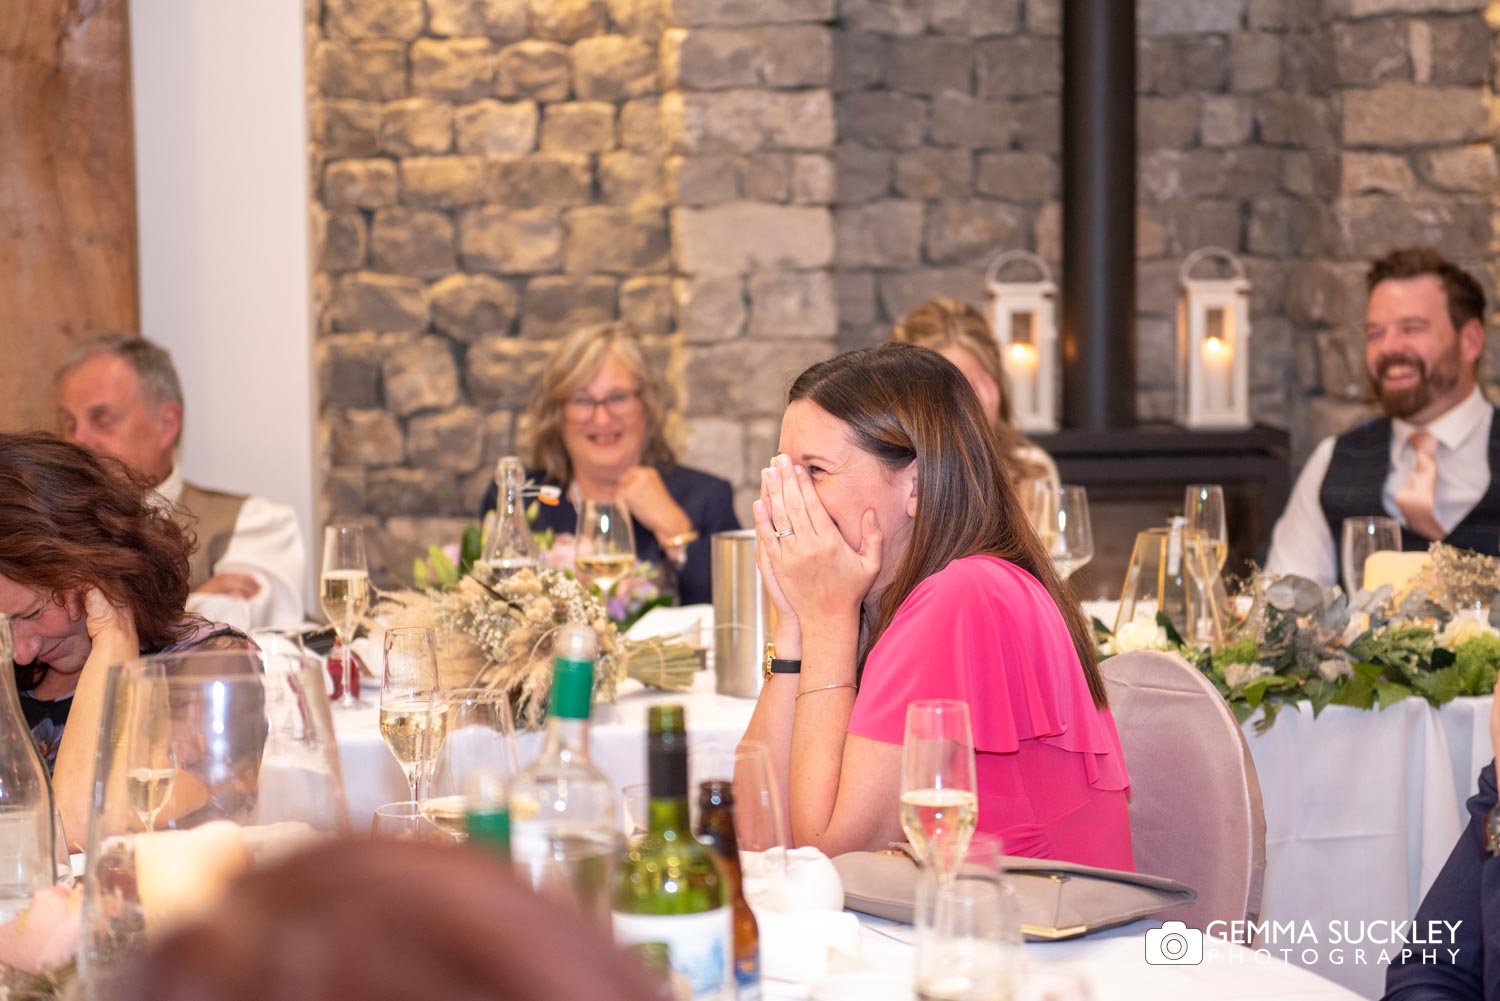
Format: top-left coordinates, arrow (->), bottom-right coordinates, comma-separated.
419,688 -> 519,842
1028,485 -> 1094,582
379,626 -> 441,803
371,801 -> 446,843
124,675 -> 177,834
1184,484 -> 1229,571
574,498 -> 636,594
915,833 -> 1022,1001
730,740 -> 790,909
1341,516 -> 1402,596
322,524 -> 371,709
900,700 -> 978,882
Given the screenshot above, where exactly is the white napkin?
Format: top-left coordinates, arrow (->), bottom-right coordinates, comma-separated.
745,847 -> 860,986
625,604 -> 713,645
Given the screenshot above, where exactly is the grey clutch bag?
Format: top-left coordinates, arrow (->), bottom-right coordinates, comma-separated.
833,848 -> 1196,941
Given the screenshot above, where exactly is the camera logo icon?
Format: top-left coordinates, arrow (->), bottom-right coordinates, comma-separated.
1145,921 -> 1204,966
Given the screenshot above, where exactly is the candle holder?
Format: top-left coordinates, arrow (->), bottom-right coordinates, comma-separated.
1176,247 -> 1252,430
985,250 -> 1058,432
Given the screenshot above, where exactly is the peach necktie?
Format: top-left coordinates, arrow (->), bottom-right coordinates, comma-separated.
1394,430 -> 1445,541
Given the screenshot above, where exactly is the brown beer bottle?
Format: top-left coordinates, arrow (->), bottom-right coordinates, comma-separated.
696,780 -> 761,1000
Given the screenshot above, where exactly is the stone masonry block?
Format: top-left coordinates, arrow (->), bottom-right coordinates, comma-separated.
1138,0 -> 1244,35
1200,96 -> 1253,146
839,91 -> 928,149
458,206 -> 565,272
1230,33 -> 1280,92
834,144 -> 891,204
529,0 -> 609,42
609,0 -> 665,39
1340,152 -> 1416,195
320,100 -> 382,158
667,0 -> 834,27
329,409 -> 405,466
599,151 -> 667,206
571,35 -> 658,101
427,0 -> 528,38
454,100 -> 539,154
370,208 -> 457,278
976,36 -> 1060,98
1139,95 -> 1199,149
748,271 -> 837,338
411,38 -> 496,101
791,154 -> 835,204
894,149 -> 973,199
563,205 -> 671,274
924,199 -> 1026,264
930,93 -> 1012,149
682,418 -> 745,486
488,153 -> 594,207
325,0 -> 424,40
540,102 -> 617,152
321,210 -> 368,271
1343,84 -> 1488,146
675,276 -> 744,342
519,276 -> 618,338
466,334 -> 560,406
1332,19 -> 1409,86
836,271 -> 877,327
367,468 -> 461,517
667,26 -> 833,90
383,335 -> 461,416
835,201 -> 924,268
1335,195 -> 1490,259
324,159 -> 398,208
620,276 -> 675,334
667,155 -> 742,205
878,268 -> 986,323
495,41 -> 572,100
672,203 -> 834,276
933,0 -> 1021,34
839,0 -> 925,34
381,99 -> 454,156
664,91 -> 835,154
833,31 -> 885,92
745,154 -> 790,201
400,156 -> 488,206
888,35 -> 973,96
327,272 -> 429,331
1422,144 -> 1499,192
317,331 -> 389,408
975,152 -> 1055,202
620,98 -> 663,151
429,272 -> 519,341
685,341 -> 832,417
407,406 -> 487,473
316,40 -> 408,101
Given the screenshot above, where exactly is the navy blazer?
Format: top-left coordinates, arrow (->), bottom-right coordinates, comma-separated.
479,465 -> 740,606
1384,761 -> 1500,1000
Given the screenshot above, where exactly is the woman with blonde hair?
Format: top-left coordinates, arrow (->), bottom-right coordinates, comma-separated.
479,322 -> 739,605
892,298 -> 1060,489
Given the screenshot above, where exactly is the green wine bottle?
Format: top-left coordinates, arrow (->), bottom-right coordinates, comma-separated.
613,705 -> 732,1000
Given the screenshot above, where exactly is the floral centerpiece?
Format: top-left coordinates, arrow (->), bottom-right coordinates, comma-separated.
0,884 -> 81,1000
1098,543 -> 1500,731
381,559 -> 698,730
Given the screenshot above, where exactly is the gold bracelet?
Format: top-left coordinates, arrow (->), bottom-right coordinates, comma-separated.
796,682 -> 858,700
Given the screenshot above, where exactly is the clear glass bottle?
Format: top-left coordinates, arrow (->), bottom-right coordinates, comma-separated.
696,780 -> 761,1001
482,456 -> 537,575
0,615 -> 57,921
613,705 -> 732,1001
508,625 -> 617,924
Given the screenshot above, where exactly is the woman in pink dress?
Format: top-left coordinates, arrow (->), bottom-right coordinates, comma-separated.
740,343 -> 1132,870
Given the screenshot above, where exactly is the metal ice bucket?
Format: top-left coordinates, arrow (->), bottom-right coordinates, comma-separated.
711,529 -> 774,698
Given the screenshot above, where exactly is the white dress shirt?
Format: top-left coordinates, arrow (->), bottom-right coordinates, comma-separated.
1265,387 -> 1494,585
153,467 -> 307,631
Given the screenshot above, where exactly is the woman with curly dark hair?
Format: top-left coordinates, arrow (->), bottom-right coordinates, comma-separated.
0,432 -> 247,848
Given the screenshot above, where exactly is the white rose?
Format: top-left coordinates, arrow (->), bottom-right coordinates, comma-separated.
1113,618 -> 1172,654
1222,661 -> 1271,689
1438,616 -> 1499,652
1316,658 -> 1351,682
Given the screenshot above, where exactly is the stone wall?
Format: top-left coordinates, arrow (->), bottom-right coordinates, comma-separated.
307,0 -> 1500,579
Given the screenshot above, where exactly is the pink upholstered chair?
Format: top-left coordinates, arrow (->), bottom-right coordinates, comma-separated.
1103,649 -> 1267,931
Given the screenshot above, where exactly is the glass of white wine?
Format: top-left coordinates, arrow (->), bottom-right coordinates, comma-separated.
322,523 -> 371,710
419,688 -> 519,841
379,626 -> 441,803
574,498 -> 636,595
1027,485 -> 1094,582
124,674 -> 176,833
1184,483 -> 1229,571
900,700 -> 978,883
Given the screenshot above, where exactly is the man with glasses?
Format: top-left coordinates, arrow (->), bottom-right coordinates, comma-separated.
1266,247 -> 1498,584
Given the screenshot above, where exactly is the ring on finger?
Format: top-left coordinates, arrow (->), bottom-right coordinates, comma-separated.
774,528 -> 795,539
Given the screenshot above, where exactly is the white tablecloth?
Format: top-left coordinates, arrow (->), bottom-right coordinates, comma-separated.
332,670 -> 1490,999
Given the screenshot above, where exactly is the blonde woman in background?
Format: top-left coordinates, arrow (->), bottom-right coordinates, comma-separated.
892,298 -> 1060,492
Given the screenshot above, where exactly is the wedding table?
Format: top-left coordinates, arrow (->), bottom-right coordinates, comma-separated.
331,658 -> 1491,999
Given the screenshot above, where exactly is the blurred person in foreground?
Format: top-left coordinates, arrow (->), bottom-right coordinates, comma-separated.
891,297 -> 1059,491
117,841 -> 664,1001
740,344 -> 1132,868
1267,248 -> 1498,583
480,321 -> 739,605
1383,676 -> 1500,999
0,432 -> 248,849
56,333 -> 306,631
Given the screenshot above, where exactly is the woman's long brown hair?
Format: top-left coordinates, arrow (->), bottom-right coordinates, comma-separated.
788,343 -> 1106,708
0,432 -> 193,689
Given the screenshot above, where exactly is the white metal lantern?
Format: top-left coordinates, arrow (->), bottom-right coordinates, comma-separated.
985,250 -> 1058,433
1176,247 -> 1252,430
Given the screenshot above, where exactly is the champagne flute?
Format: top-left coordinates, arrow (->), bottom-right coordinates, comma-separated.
379,626 -> 441,803
125,675 -> 176,832
1028,485 -> 1094,582
574,498 -> 636,594
1341,516 -> 1402,596
322,524 -> 371,709
900,700 -> 978,882
419,688 -> 519,841
1184,484 -> 1229,571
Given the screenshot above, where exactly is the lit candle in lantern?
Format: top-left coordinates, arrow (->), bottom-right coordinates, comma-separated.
1202,322 -> 1234,412
1006,341 -> 1040,419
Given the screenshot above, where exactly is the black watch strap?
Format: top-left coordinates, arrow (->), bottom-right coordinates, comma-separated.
770,658 -> 802,674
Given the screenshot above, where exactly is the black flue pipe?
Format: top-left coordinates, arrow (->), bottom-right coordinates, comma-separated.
1061,0 -> 1136,430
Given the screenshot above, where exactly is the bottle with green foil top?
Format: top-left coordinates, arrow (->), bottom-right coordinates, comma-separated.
613,705 -> 732,1001
465,805 -> 510,860
508,624 -> 618,925
696,781 -> 760,1001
